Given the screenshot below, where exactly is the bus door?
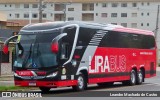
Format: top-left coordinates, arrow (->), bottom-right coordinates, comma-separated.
60,26 -> 77,76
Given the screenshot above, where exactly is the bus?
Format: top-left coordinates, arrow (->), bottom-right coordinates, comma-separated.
3,21 -> 156,92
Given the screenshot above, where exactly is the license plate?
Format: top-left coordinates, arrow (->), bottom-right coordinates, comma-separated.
29,82 -> 36,86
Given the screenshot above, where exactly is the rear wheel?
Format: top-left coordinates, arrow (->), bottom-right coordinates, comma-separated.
39,87 -> 51,93
72,73 -> 87,91
123,69 -> 136,86
136,69 -> 143,85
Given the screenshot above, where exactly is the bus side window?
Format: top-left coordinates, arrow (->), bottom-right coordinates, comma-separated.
141,35 -> 155,49
61,43 -> 69,59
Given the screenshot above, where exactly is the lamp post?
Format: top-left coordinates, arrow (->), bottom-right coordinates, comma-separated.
62,2 -> 72,22
155,5 -> 160,40
39,0 -> 43,23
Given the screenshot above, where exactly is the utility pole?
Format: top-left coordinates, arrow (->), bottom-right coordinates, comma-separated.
63,4 -> 66,22
155,5 -> 160,67
62,2 -> 72,22
155,5 -> 160,40
29,10 -> 32,24
39,0 -> 43,23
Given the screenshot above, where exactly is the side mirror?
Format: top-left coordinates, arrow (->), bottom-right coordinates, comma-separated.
3,35 -> 18,54
51,42 -> 59,54
51,33 -> 67,54
3,45 -> 9,54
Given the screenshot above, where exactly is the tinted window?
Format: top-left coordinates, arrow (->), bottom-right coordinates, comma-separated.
62,27 -> 76,46
100,31 -> 126,48
128,34 -> 142,49
101,31 -> 119,47
100,31 -> 155,49
77,27 -> 96,46
141,35 -> 155,49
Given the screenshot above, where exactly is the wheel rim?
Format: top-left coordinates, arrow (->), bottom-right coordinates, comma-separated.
138,71 -> 143,83
78,76 -> 84,89
131,71 -> 136,84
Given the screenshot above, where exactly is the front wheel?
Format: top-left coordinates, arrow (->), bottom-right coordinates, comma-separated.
72,73 -> 87,91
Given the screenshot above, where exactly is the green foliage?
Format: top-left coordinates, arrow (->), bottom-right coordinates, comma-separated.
0,86 -> 36,91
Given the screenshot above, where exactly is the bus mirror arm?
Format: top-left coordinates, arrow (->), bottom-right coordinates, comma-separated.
51,33 -> 67,54
3,35 -> 18,54
51,33 -> 67,43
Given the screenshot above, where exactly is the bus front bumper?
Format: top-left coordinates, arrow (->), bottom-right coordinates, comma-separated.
15,80 -> 77,87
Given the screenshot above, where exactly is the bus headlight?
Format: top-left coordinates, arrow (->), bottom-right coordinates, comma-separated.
46,71 -> 58,78
71,60 -> 77,67
14,72 -> 19,77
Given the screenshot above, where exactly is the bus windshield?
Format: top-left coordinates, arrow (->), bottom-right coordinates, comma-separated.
14,30 -> 60,68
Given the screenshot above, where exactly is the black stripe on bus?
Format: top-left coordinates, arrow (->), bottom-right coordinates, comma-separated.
88,70 -> 156,78
88,72 -> 130,78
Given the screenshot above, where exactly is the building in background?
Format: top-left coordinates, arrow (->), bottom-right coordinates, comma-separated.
0,0 -> 159,31
0,11 -> 7,29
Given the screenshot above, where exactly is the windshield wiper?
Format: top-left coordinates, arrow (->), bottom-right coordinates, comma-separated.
36,43 -> 39,56
22,43 -> 33,68
17,42 -> 24,57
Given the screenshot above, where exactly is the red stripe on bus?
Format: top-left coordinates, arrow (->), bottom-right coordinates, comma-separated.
15,80 -> 77,87
89,76 -> 130,84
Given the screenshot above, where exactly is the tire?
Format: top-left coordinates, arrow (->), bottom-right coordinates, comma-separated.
136,69 -> 143,85
123,70 -> 136,86
39,87 -> 51,93
72,73 -> 87,91
97,82 -> 114,87
129,70 -> 137,85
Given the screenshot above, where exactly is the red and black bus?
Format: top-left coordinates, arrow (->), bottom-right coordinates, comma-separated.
3,21 -> 156,92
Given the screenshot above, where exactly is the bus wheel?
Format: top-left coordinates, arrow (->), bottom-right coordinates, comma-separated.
72,73 -> 87,91
136,69 -> 143,85
39,87 -> 51,93
97,82 -> 114,87
123,70 -> 136,86
129,70 -> 136,85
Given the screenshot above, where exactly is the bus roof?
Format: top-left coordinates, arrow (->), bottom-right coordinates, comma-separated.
21,21 -> 154,36
113,27 -> 154,36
